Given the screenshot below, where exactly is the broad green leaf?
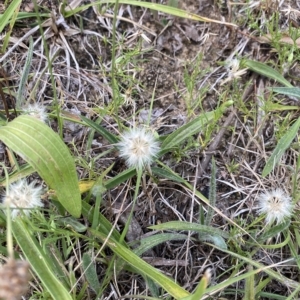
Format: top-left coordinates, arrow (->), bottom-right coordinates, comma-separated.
244,59 -> 293,87
12,219 -> 72,299
0,0 -> 21,33
0,115 -> 81,217
90,228 -> 190,299
161,101 -> 233,149
271,87 -> 300,98
262,117 -> 300,177
81,115 -> 118,144
149,221 -> 229,239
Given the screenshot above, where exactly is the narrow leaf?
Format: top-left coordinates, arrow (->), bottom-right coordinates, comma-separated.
271,87 -> 300,98
244,265 -> 255,300
151,166 -> 185,183
1,0 -> 20,52
134,233 -> 188,256
64,0 -> 237,27
149,221 -> 229,239
16,37 -> 33,108
161,101 -> 233,149
258,220 -> 290,242
0,164 -> 35,187
82,253 -> 101,293
207,244 -> 299,290
104,167 -> 136,189
199,234 -> 227,250
82,201 -> 122,242
81,115 -> 118,144
0,0 -> 21,33
180,269 -> 211,300
0,115 -> 81,217
12,219 -> 72,299
244,59 -> 293,87
205,157 -> 216,226
90,228 -> 190,299
262,117 -> 300,177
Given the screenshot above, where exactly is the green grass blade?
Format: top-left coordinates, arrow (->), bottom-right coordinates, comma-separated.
156,162 -> 209,204
1,0 -> 20,52
180,269 -> 211,300
0,164 -> 35,186
81,115 -> 118,144
205,157 -> 216,226
206,244 -> 299,290
12,219 -> 72,299
161,101 -> 233,150
82,252 -> 101,293
271,87 -> 300,98
243,265 -> 255,300
149,221 -> 229,239
257,220 -> 290,243
104,167 -> 136,189
16,37 -> 33,109
0,115 -> 81,217
134,233 -> 188,256
262,117 -> 300,177
0,11 -> 50,21
151,166 -> 185,183
0,0 -> 21,33
103,0 -> 237,27
82,201 -> 122,242
90,228 -> 190,299
199,234 -> 227,250
244,59 -> 293,87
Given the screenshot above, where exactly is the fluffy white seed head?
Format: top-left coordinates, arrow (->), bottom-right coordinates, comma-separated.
22,103 -> 48,123
117,127 -> 160,169
2,179 -> 44,219
257,188 -> 293,225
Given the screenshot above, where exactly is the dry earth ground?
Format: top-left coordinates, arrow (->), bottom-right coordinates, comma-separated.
1,0 -> 300,299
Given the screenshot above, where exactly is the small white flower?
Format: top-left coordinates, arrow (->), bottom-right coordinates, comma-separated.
221,58 -> 248,85
2,179 -> 44,219
257,189 -> 293,225
22,103 -> 48,123
117,127 -> 160,169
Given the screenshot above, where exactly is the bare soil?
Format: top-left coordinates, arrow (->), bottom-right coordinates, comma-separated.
2,0 -> 300,299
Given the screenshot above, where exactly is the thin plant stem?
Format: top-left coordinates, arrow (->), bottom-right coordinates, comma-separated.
111,0 -> 122,129
0,163 -> 13,259
32,0 -> 62,137
119,167 -> 143,243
